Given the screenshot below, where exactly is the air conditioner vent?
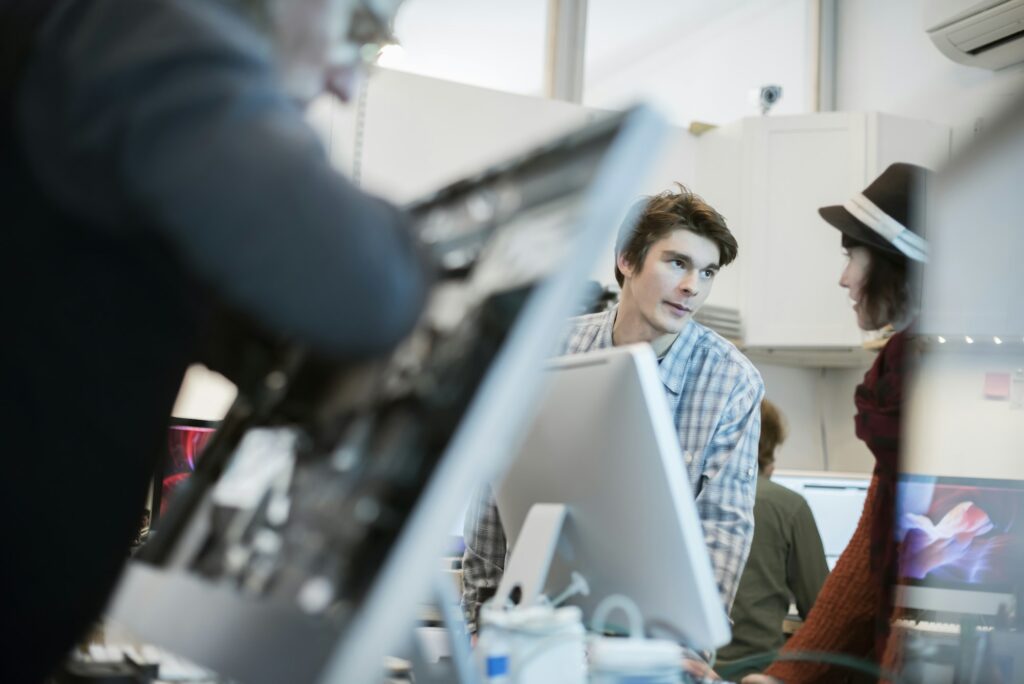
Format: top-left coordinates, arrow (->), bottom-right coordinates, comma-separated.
925,0 -> 1024,69
967,26 -> 1024,53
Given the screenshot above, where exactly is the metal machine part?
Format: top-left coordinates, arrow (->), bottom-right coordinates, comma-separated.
110,106 -> 668,684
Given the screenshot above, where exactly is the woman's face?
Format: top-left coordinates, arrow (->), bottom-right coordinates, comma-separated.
840,245 -> 875,330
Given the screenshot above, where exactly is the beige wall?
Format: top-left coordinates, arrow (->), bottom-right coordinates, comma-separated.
755,360 -> 875,473
904,348 -> 1024,480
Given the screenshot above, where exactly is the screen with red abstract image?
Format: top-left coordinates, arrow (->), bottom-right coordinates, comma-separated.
897,475 -> 1024,590
163,420 -> 217,516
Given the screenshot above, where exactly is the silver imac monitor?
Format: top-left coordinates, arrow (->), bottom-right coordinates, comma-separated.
895,473 -> 1024,617
493,344 -> 732,652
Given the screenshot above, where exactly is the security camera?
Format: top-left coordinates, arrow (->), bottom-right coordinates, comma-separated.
750,84 -> 783,115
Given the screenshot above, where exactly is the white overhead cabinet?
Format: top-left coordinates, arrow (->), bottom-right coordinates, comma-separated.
697,112 -> 951,348
308,69 -> 703,286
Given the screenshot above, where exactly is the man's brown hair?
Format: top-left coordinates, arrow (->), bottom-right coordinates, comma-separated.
758,398 -> 786,473
615,184 -> 737,287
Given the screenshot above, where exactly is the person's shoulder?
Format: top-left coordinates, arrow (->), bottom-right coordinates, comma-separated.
690,322 -> 763,390
760,477 -> 799,500
51,0 -> 271,65
567,310 -> 608,332
562,309 -> 611,353
760,478 -> 813,516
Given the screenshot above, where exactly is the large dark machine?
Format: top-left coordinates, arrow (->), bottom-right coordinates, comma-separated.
108,107 -> 667,683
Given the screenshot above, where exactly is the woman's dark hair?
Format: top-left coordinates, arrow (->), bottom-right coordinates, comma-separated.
842,233 -> 910,329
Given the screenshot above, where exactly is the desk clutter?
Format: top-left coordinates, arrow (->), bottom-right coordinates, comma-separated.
475,594 -> 688,684
59,642 -> 215,683
891,615 -> 1024,684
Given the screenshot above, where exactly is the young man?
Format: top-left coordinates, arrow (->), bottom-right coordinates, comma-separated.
462,185 -> 765,631
716,399 -> 829,679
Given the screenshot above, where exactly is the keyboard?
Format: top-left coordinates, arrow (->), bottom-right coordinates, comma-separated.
892,619 -> 999,639
72,642 -> 216,682
893,619 -> 961,636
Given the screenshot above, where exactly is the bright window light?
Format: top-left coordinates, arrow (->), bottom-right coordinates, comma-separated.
376,44 -> 406,68
965,336 -> 975,344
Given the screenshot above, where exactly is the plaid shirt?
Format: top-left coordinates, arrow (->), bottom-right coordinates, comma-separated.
462,306 -> 764,636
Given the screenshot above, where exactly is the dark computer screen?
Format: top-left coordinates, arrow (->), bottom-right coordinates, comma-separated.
897,475 -> 1024,591
157,418 -> 218,521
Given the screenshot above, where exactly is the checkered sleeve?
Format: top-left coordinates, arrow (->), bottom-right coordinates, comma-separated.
696,372 -> 763,613
460,483 -> 507,632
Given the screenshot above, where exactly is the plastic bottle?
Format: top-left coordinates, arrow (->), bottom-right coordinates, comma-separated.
588,637 -> 683,684
477,602 -> 586,683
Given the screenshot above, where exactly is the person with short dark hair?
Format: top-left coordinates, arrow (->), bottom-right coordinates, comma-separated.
462,184 -> 765,642
746,163 -> 931,684
716,399 -> 829,679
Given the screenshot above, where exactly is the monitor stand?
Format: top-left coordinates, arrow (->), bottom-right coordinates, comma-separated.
407,574 -> 481,684
494,503 -> 568,607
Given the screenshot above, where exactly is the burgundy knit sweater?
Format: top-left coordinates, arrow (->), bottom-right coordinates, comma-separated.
764,332 -> 907,683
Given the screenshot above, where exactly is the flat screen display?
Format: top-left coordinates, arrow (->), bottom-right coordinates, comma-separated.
897,475 -> 1024,591
161,419 -> 217,517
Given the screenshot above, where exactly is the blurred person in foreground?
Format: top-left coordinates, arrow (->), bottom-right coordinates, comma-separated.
1,0 -> 429,680
715,398 -> 829,680
743,163 -> 931,684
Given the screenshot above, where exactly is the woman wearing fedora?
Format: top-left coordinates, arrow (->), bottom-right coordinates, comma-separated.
743,163 -> 930,684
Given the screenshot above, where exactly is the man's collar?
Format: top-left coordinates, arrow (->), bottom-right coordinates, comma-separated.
657,320 -> 700,395
602,305 -> 698,396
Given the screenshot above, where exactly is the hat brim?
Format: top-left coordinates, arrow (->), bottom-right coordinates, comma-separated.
818,205 -> 904,258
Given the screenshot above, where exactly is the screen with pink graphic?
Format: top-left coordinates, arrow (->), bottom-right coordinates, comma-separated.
897,475 -> 1024,590
162,420 -> 217,516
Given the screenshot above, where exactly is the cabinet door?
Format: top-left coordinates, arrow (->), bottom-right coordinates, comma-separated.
742,113 -> 867,347
309,69 -> 598,203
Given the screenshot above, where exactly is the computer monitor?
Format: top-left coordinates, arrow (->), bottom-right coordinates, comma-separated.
154,418 -> 218,524
493,344 -> 731,652
895,474 -> 1024,617
772,471 -> 869,569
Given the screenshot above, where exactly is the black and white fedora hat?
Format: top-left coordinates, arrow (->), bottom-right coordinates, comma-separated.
818,162 -> 931,263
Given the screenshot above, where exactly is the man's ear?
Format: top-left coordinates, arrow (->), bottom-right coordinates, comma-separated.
616,252 -> 635,280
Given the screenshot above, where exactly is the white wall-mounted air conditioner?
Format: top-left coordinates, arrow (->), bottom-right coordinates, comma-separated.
925,0 -> 1024,69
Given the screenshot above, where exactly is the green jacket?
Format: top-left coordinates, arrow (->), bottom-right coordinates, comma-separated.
717,476 -> 829,677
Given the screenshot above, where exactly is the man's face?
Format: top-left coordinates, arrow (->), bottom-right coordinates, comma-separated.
618,229 -> 721,339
